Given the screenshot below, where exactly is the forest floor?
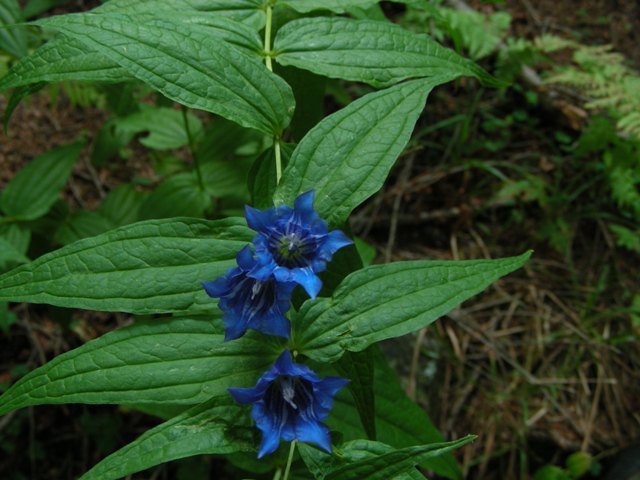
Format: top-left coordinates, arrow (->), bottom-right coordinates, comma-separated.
1,0 -> 639,479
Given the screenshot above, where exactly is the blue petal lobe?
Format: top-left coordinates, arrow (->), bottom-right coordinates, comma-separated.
295,418 -> 332,453
293,190 -> 315,214
290,268 -> 323,298
245,205 -> 277,233
236,245 -> 255,270
228,387 -> 261,405
257,425 -> 281,458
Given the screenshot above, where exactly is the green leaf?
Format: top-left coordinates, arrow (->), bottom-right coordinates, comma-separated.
0,237 -> 29,271
34,12 -> 295,134
0,222 -> 30,254
0,36 -> 132,92
248,143 -> 294,209
80,395 -> 255,480
280,0 -> 380,15
98,184 -> 146,227
0,0 -> 28,58
23,0 -> 71,19
299,436 -> 475,480
138,173 -> 210,220
274,17 -> 503,88
0,217 -> 253,313
54,211 -> 115,245
295,252 -> 532,363
0,316 -> 282,415
3,83 -> 46,132
0,140 -> 84,221
329,347 -> 461,479
99,0 -> 266,29
275,79 -> 440,226
115,106 -> 203,150
335,348 -> 376,440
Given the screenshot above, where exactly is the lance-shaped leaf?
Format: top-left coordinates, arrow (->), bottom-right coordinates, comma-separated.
329,347 -> 461,479
294,252 -> 531,363
299,436 -> 475,480
0,140 -> 84,221
274,79 -> 445,226
0,37 -> 131,93
99,0 -> 265,28
33,13 -> 294,134
80,395 -> 255,480
0,217 -> 253,313
280,0 -> 380,14
0,12 -> 263,94
0,317 -> 282,415
274,17 -> 503,88
335,348 -> 376,441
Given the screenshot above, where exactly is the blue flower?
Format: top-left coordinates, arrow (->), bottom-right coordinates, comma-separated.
228,350 -> 349,458
202,246 -> 296,341
245,191 -> 353,299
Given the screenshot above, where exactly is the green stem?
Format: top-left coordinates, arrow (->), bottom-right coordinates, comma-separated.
283,440 -> 297,480
264,3 -> 273,71
181,105 -> 204,191
272,467 -> 283,480
275,139 -> 282,184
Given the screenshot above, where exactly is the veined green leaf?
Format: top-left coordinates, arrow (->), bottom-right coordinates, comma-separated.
274,17 -> 503,88
0,140 -> 84,221
0,12 -> 263,93
138,173 -> 211,220
335,348 -> 376,441
295,252 -> 532,363
0,0 -> 28,58
115,106 -> 203,151
23,0 -> 71,19
299,436 -> 475,480
99,0 -> 265,28
329,347 -> 461,479
0,222 -> 30,254
80,395 -> 255,480
0,316 -> 282,415
32,12 -> 294,134
0,36 -> 131,92
275,79 -> 443,226
280,0 -> 380,14
0,217 -> 252,313
98,184 -> 146,227
54,210 -> 115,245
0,238 -> 29,270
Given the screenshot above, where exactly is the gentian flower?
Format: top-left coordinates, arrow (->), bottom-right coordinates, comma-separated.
228,350 -> 349,458
202,246 -> 295,341
245,191 -> 353,299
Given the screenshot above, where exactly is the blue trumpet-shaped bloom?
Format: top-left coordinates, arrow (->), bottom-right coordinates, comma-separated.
245,191 -> 353,299
202,246 -> 295,341
229,350 -> 349,458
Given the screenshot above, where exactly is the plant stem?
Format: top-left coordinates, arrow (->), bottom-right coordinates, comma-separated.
272,467 -> 283,480
275,139 -> 282,183
264,2 -> 282,188
181,105 -> 204,191
264,3 -> 273,71
283,440 -> 297,480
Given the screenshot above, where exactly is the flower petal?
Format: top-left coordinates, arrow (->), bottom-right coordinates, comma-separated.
294,418 -> 332,453
245,205 -> 278,233
228,387 -> 261,405
236,245 -> 255,270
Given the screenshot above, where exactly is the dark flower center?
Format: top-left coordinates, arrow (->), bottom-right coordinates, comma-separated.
230,275 -> 276,319
265,375 -> 316,430
268,227 -> 319,268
